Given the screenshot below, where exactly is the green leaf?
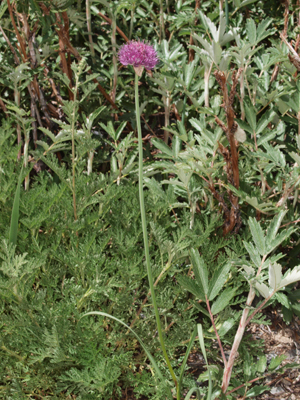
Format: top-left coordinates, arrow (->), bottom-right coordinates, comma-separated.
190,118 -> 215,146
218,318 -> 236,336
268,354 -> 287,371
208,262 -> 231,301
256,17 -> 274,43
115,121 -> 127,141
197,324 -> 207,364
178,327 -> 197,390
0,1 -> 8,19
280,265 -> 300,288
282,306 -> 294,323
243,351 -> 252,377
100,121 -> 116,141
244,102 -> 257,132
151,137 -> 174,157
268,262 -> 282,291
256,110 -> 276,135
246,19 -> 256,45
84,106 -> 106,131
243,241 -> 262,268
197,324 -> 212,399
254,282 -> 271,299
248,217 -> 266,256
177,275 -> 205,301
183,60 -> 197,89
266,227 -> 295,254
197,365 -> 220,382
36,140 -> 49,151
257,355 -> 267,373
257,130 -> 277,146
289,151 -> 300,165
184,387 -> 201,400
193,301 -> 210,317
246,385 -> 268,397
275,292 -> 290,309
172,135 -> 182,158
211,287 -> 237,315
190,248 -> 208,296
39,127 -> 57,143
239,0 -> 259,8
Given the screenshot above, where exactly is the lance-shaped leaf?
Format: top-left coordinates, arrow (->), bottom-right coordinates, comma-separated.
257,355 -> 267,373
208,262 -> 231,301
199,11 -> 234,45
256,109 -> 277,135
243,241 -> 262,268
197,324 -> 212,398
248,217 -> 266,256
268,355 -> 287,372
172,135 -> 182,158
269,262 -> 282,291
243,265 -> 255,279
99,121 -> 116,140
275,292 -> 290,309
244,102 -> 257,131
178,327 -> 197,390
151,138 -> 174,158
211,287 -> 237,315
190,248 -> 208,296
190,118 -> 215,147
218,318 -> 236,337
246,18 -> 256,45
290,151 -> 300,165
177,275 -> 205,301
254,282 -> 271,299
279,265 -> 300,289
266,226 -> 295,254
256,17 -> 274,42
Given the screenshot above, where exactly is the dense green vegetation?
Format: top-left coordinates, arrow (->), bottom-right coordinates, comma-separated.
1,0 -> 300,398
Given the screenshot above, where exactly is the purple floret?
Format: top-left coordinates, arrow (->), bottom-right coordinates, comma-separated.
118,40 -> 159,70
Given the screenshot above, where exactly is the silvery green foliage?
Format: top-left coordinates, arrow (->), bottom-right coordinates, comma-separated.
242,212 -> 300,301
2,0 -> 300,398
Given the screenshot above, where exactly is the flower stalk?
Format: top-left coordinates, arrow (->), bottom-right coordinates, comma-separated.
119,40 -> 179,398
135,71 -> 178,392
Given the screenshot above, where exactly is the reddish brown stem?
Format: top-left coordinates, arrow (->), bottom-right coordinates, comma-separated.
97,12 -> 129,42
6,0 -> 27,61
227,375 -> 266,395
205,295 -> 227,368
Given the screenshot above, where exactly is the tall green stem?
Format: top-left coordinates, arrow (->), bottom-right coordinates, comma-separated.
225,0 -> 229,32
71,92 -> 78,221
134,73 -> 178,393
86,0 -> 96,64
159,0 -> 165,42
111,14 -> 118,103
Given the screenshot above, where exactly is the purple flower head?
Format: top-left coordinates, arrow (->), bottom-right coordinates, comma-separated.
118,40 -> 159,71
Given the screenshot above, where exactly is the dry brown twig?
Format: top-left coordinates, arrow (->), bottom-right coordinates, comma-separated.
210,70 -> 242,235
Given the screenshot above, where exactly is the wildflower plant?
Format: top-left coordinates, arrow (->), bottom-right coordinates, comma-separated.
2,1 -> 300,399
85,40 -> 192,400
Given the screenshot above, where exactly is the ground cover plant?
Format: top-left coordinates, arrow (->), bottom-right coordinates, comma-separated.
1,0 -> 300,399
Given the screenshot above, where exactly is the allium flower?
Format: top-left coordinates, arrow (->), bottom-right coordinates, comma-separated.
118,40 -> 159,71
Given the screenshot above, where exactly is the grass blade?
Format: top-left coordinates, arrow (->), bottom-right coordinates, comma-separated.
178,327 -> 197,390
83,311 -> 173,400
